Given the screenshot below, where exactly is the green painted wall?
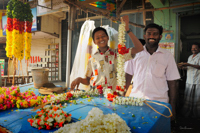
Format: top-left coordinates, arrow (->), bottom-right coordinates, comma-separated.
149,0 -> 177,59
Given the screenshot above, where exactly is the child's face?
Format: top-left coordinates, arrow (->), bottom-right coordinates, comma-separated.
93,30 -> 109,48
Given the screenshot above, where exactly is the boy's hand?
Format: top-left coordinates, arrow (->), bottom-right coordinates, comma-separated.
70,77 -> 81,91
121,15 -> 129,31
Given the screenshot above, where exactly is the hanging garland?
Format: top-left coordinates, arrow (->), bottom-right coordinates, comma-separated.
116,20 -> 127,95
5,0 -> 14,59
12,0 -> 25,60
5,0 -> 33,61
24,3 -> 33,60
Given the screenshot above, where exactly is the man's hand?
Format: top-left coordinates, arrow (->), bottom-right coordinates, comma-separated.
121,15 -> 129,31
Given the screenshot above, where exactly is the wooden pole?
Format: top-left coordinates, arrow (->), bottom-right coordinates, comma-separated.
142,0 -> 146,26
64,0 -> 145,28
121,2 -> 200,15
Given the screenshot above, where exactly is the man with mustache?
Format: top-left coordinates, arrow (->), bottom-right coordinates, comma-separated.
179,44 -> 200,118
124,23 -> 180,120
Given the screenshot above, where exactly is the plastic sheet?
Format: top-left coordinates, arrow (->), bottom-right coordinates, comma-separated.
0,84 -> 171,133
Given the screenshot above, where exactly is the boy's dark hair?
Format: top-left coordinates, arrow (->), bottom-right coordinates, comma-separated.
144,23 -> 163,35
92,27 -> 108,40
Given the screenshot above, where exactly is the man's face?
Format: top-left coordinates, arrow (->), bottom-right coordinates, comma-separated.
191,45 -> 200,55
143,28 -> 162,47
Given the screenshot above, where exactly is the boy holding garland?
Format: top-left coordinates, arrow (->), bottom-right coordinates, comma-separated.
70,15 -> 143,95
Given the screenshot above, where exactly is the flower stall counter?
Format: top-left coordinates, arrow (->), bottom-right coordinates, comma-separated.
0,83 -> 171,133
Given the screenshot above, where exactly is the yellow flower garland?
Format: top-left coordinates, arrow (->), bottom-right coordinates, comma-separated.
25,32 -> 32,60
5,29 -> 12,58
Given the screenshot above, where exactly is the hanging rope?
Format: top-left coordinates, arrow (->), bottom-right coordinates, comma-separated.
144,100 -> 173,118
101,16 -> 102,26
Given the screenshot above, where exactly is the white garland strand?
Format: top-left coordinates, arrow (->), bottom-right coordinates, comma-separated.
113,97 -> 144,106
117,20 -> 126,95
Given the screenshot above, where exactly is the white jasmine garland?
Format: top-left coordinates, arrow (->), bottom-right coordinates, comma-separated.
117,20 -> 126,95
54,107 -> 131,133
113,97 -> 145,106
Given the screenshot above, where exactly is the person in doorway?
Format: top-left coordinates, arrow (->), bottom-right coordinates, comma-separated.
70,15 -> 143,94
124,23 -> 180,120
179,43 -> 200,118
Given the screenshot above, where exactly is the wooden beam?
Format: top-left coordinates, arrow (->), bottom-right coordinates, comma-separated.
160,0 -> 165,5
121,2 -> 200,15
84,4 -> 111,15
116,0 -> 127,15
78,0 -> 100,5
64,0 -> 145,28
142,0 -> 146,26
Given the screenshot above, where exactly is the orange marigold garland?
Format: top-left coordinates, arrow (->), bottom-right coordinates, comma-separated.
5,0 -> 14,58
24,3 -> 33,60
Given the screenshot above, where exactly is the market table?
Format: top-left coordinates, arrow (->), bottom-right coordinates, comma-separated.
0,83 -> 171,133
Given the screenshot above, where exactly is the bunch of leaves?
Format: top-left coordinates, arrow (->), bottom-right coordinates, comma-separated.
12,0 -> 25,21
24,3 -> 33,22
6,0 -> 15,18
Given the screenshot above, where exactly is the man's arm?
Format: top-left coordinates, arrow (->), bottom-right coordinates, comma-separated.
125,73 -> 133,95
183,62 -> 200,69
122,15 -> 143,56
167,80 -> 179,121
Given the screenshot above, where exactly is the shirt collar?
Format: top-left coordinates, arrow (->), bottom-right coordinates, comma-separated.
94,47 -> 111,55
144,45 -> 164,53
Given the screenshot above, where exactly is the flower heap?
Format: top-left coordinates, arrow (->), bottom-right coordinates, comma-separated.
0,86 -> 20,110
28,104 -> 71,130
5,0 -> 14,58
113,97 -> 144,106
54,107 -> 131,133
0,86 -> 53,110
16,95 -> 51,109
49,92 -> 73,104
116,20 -> 129,95
24,3 -> 33,60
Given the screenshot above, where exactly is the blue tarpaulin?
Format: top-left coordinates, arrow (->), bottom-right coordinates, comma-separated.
0,83 -> 171,133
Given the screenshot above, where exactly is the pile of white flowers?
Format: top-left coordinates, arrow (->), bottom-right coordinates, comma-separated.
117,20 -> 126,95
54,107 -> 131,133
113,97 -> 144,106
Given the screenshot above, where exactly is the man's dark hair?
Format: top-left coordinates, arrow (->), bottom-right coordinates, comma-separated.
92,27 -> 108,40
144,23 -> 163,35
192,43 -> 200,48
